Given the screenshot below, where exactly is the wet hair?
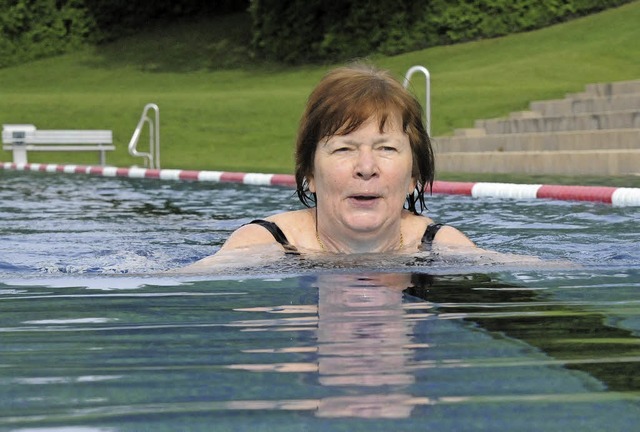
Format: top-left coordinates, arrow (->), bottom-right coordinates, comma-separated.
294,63 -> 434,214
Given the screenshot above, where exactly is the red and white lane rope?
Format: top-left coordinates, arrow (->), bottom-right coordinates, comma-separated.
2,162 -> 640,207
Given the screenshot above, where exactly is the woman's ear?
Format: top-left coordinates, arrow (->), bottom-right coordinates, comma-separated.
307,176 -> 316,193
408,178 -> 418,195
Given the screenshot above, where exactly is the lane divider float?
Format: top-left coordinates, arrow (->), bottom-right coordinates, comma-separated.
2,162 -> 639,207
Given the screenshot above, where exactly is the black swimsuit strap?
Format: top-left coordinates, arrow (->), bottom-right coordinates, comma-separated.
247,219 -> 289,245
245,219 -> 299,255
421,223 -> 444,249
247,219 -> 442,254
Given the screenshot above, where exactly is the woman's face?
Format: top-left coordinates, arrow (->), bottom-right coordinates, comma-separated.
309,115 -> 415,239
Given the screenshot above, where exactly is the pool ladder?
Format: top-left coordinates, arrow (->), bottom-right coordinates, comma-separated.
403,65 -> 431,137
128,103 -> 160,169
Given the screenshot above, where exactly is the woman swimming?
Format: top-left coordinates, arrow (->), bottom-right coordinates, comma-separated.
181,63 -> 476,271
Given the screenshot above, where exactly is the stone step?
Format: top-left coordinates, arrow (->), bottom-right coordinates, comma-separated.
454,128 -> 487,137
474,109 -> 640,134
582,80 -> 640,97
435,129 -> 640,153
529,94 -> 640,117
436,149 -> 640,176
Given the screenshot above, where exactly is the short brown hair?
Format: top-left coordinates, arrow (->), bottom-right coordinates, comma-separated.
295,63 -> 434,214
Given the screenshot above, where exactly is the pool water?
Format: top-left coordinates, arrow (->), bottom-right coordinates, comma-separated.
1,171 -> 640,431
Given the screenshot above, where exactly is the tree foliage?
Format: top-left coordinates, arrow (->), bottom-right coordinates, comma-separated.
0,0 -> 249,68
0,0 -> 633,68
0,0 -> 95,67
250,0 -> 634,64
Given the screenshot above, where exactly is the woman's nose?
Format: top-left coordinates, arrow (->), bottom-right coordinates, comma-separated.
354,148 -> 379,179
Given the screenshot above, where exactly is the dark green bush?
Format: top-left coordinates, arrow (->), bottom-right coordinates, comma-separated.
1,0 -> 633,69
249,0 -> 324,64
0,0 -> 95,68
0,0 -> 250,68
250,0 -> 635,64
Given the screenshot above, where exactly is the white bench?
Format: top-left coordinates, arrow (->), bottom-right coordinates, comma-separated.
2,124 -> 114,166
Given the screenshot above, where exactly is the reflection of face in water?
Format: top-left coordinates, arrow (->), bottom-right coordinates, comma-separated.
315,272 -> 421,418
228,271 -> 639,420
230,272 -> 545,419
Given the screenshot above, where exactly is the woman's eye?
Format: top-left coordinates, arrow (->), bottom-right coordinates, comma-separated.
333,147 -> 351,153
380,146 -> 397,152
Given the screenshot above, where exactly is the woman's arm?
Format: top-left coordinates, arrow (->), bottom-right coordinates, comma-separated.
433,225 -> 477,248
172,223 -> 285,273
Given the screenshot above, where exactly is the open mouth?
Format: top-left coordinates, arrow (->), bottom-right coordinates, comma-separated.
349,195 -> 381,206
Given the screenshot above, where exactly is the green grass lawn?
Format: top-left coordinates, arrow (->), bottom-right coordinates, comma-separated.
1,2 -> 639,186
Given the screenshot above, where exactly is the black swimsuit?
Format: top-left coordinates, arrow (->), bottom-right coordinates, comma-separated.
246,219 -> 444,253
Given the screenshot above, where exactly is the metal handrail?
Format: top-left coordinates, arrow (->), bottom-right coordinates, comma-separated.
128,103 -> 160,169
403,66 -> 431,137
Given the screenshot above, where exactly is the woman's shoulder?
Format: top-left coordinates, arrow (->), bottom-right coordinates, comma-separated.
403,212 -> 475,248
223,210 -> 310,246
267,209 -> 317,250
266,209 -> 311,225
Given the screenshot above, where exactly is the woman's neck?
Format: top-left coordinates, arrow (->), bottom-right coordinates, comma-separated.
313,211 -> 404,254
